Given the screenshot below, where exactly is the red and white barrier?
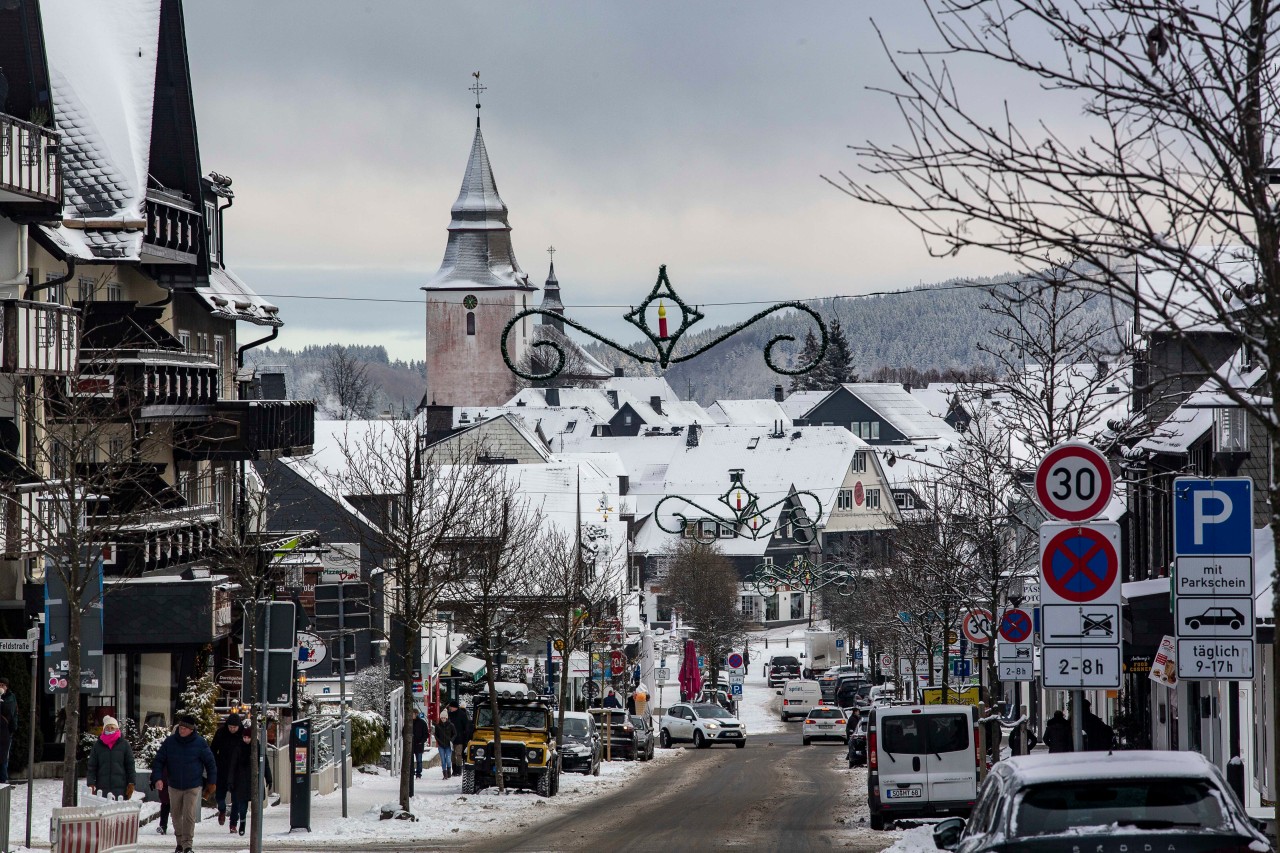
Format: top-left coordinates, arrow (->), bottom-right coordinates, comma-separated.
51,801 -> 141,853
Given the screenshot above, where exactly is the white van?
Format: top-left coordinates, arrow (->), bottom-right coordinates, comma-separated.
779,679 -> 823,721
867,705 -> 979,830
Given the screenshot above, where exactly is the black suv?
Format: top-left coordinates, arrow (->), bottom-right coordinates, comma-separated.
589,708 -> 644,760
767,655 -> 802,687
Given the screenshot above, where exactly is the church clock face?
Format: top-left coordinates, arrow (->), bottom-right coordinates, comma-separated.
463,294 -> 478,310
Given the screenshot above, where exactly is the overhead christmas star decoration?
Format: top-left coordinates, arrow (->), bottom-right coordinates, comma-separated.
651,469 -> 822,543
500,265 -> 828,380
748,556 -> 861,598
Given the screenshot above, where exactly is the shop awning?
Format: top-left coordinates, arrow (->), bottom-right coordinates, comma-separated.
442,651 -> 486,683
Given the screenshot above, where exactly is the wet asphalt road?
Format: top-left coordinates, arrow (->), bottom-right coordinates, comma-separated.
468,730 -> 891,853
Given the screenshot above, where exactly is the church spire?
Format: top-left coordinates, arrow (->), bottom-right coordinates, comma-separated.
540,246 -> 565,332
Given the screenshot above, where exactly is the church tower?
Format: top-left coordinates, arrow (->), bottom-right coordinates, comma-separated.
421,91 -> 535,407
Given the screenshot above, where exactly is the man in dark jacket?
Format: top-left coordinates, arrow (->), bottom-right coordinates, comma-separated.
1081,700 -> 1114,751
151,713 -> 216,853
411,709 -> 429,779
446,700 -> 470,770
433,713 -> 456,780
209,712 -> 242,825
227,725 -> 270,838
0,677 -> 17,782
1043,710 -> 1073,753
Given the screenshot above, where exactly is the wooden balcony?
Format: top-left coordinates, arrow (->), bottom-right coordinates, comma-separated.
58,348 -> 219,422
176,399 -> 316,461
0,113 -> 59,204
141,189 -> 201,264
0,300 -> 78,375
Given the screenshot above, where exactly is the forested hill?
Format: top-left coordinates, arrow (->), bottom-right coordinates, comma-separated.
248,278 -> 1122,412
585,277 -> 1123,404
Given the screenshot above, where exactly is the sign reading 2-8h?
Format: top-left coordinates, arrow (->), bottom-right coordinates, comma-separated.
1174,478 -> 1255,680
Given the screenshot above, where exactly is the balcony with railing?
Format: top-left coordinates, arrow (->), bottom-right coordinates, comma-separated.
141,188 -> 201,264
64,348 -> 220,421
0,114 -> 59,204
176,399 -> 315,461
1,300 -> 78,375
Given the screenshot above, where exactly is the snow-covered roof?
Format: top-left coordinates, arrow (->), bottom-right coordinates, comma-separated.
1004,750 -> 1222,786
280,419 -> 409,528
838,383 -> 955,441
505,387 -> 619,421
421,127 -> 533,292
624,395 -> 708,427
779,390 -> 827,420
188,268 -> 283,327
41,0 -> 163,261
1134,402 -> 1213,455
707,399 -> 792,428
908,385 -> 953,420
604,376 -> 680,403
1122,576 -> 1170,601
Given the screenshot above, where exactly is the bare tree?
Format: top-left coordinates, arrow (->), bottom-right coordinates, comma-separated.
664,541 -> 745,694
321,347 -> 377,420
325,421 -> 507,813
833,3 -> 1280,812
441,475 -> 545,794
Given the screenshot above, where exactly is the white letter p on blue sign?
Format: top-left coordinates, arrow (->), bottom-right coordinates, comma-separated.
1174,478 -> 1253,556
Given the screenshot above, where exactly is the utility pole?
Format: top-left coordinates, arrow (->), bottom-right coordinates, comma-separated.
25,617 -> 39,850
338,583 -> 348,819
253,601 -> 271,853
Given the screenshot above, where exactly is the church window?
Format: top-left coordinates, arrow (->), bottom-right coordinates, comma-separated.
466,312 -> 476,336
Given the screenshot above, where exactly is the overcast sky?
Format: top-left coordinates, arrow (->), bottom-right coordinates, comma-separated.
183,2 -> 1038,362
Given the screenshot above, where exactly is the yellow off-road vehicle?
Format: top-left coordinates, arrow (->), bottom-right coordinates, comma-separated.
461,683 -> 560,796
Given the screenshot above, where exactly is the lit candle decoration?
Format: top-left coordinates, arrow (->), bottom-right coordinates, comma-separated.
657,300 -> 668,339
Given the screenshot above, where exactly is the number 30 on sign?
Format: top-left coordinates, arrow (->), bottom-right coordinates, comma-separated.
1035,441 -> 1113,523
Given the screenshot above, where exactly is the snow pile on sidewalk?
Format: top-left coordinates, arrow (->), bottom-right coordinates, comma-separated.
880,824 -> 939,852
9,747 -> 686,851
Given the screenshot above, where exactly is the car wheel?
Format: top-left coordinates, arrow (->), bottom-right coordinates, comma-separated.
803,737 -> 811,746
1231,620 -> 1242,630
660,729 -> 672,749
461,765 -> 477,795
848,759 -> 855,768
536,768 -> 553,797
869,810 -> 886,831
694,731 -> 708,749
592,758 -> 600,776
1189,619 -> 1201,630
735,741 -> 745,749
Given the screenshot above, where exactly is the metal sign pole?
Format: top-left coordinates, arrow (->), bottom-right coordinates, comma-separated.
26,622 -> 37,850
254,601 -> 271,853
339,584 -> 347,818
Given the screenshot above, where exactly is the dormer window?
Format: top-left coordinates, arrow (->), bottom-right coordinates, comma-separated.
466,312 -> 476,336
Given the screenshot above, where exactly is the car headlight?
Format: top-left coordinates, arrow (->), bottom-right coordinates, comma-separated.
474,747 -> 486,760
527,749 -> 540,762
704,722 -> 720,730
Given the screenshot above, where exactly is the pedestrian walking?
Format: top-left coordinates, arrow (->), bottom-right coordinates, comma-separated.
227,725 -> 270,837
1043,710 -> 1073,753
150,712 -> 216,853
411,709 -> 429,779
151,763 -> 171,836
1081,700 -> 1114,751
447,700 -> 470,770
603,690 -> 622,709
0,677 -> 17,782
86,716 -> 136,800
209,712 -> 242,825
433,712 -> 456,780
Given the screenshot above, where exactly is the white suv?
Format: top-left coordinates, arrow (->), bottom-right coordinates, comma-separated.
658,702 -> 747,749
801,705 -> 848,745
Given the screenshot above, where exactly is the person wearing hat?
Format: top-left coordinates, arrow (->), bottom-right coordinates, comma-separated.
150,713 -> 216,853
87,716 -> 135,800
446,700 -> 471,771
209,712 -> 243,825
227,723 -> 270,837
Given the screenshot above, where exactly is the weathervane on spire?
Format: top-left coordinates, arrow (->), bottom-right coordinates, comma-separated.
470,71 -> 486,128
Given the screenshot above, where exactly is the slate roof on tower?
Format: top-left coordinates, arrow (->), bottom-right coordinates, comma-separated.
422,127 -> 534,292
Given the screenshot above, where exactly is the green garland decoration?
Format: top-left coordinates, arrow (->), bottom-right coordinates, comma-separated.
748,556 -> 861,598
652,470 -> 822,542
500,264 -> 828,381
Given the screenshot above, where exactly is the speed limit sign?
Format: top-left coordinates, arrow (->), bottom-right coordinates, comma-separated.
962,608 -> 993,645
1034,441 -> 1113,522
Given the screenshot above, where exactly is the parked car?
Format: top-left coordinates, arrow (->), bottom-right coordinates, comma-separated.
780,679 -> 823,721
629,715 -> 655,761
801,705 -> 848,745
589,708 -> 643,760
696,687 -> 737,714
932,751 -> 1272,852
867,704 -> 979,830
557,711 -> 601,776
767,655 -> 802,687
659,702 -> 747,749
834,675 -> 868,708
847,717 -> 867,767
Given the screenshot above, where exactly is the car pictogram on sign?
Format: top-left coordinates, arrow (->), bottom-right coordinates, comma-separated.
1184,607 -> 1245,632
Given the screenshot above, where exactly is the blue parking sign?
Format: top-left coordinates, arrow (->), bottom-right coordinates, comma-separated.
1174,478 -> 1253,556
730,683 -> 743,696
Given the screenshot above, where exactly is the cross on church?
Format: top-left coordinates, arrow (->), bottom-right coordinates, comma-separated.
547,245 -> 556,262
470,72 -> 486,126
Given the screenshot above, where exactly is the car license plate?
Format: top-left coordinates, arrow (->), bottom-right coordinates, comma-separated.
500,766 -> 521,774
886,787 -> 921,799
820,724 -> 833,729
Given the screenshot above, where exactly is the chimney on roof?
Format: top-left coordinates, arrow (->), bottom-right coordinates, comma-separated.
614,367 -> 624,378
774,384 -> 784,403
651,396 -> 663,415
258,370 -> 287,401
425,405 -> 454,436
686,424 -> 700,447
545,388 -> 560,406
903,382 -> 912,393
606,390 -> 619,410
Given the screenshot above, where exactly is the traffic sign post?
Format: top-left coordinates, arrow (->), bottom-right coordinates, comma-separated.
962,609 -> 993,645
1173,478 -> 1255,680
996,608 -> 1034,681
